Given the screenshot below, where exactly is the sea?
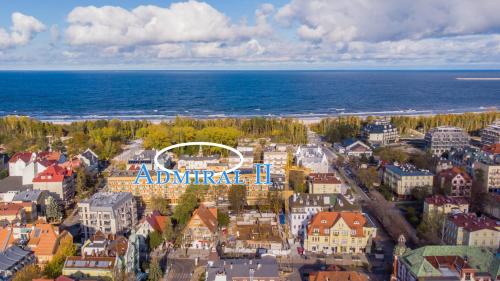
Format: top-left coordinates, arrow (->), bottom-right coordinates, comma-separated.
0,70 -> 499,122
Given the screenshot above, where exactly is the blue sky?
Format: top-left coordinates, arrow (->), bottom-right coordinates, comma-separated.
1,0 -> 500,69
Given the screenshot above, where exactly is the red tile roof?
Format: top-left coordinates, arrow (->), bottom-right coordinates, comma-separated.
309,173 -> 342,184
191,205 -> 218,233
482,143 -> 500,155
8,152 -> 33,163
33,165 -> 73,183
0,203 -> 24,216
145,211 -> 170,233
437,167 -> 472,182
425,195 -> 469,206
307,211 -> 368,237
448,213 -> 499,232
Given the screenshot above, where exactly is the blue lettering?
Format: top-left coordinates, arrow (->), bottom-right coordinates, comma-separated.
134,164 -> 153,184
217,171 -> 232,185
173,171 -> 190,185
255,164 -> 272,185
156,170 -> 170,184
233,170 -> 245,185
203,170 -> 216,184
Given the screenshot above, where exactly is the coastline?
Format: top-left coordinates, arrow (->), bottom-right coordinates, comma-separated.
2,107 -> 497,125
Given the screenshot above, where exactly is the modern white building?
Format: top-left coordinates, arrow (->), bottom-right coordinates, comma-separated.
334,139 -> 373,158
78,192 -> 137,240
425,126 -> 470,156
263,148 -> 288,176
481,120 -> 500,146
295,145 -> 330,173
362,119 -> 399,146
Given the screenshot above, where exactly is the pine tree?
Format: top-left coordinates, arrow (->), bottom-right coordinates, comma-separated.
46,196 -> 62,222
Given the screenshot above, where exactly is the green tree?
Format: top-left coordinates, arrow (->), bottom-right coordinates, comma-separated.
162,217 -> 175,242
75,167 -> 90,198
357,167 -> 380,189
0,169 -> 8,180
217,211 -> 230,227
12,264 -> 41,281
43,234 -> 76,278
150,196 -> 170,215
410,186 -> 432,202
46,196 -> 62,222
148,258 -> 163,281
228,185 -> 246,214
268,191 -> 282,215
289,170 -> 306,193
148,231 -> 164,250
172,190 -> 198,225
375,147 -> 409,163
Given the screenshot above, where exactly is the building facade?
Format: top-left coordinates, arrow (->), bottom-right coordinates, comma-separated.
443,213 -> 500,249
308,173 -> 342,194
183,205 -> 218,249
32,165 -> 75,206
476,161 -> 500,193
78,192 -> 137,240
425,126 -> 470,156
481,120 -> 500,146
423,195 -> 469,218
362,119 -> 399,146
305,211 -> 376,254
383,164 -> 434,199
263,149 -> 288,176
435,167 -> 472,197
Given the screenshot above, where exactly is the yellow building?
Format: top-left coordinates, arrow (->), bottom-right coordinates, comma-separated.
423,195 -> 469,218
183,205 -> 218,249
476,161 -> 500,193
305,211 -> 376,254
107,170 -> 271,207
443,213 -> 500,250
383,165 -> 434,199
62,256 -> 116,278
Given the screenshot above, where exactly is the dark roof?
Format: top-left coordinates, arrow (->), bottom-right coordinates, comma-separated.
12,190 -> 46,202
0,176 -> 32,192
207,256 -> 280,281
0,245 -> 33,270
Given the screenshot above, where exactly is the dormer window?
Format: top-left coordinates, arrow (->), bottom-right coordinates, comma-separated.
354,220 -> 360,225
321,219 -> 327,224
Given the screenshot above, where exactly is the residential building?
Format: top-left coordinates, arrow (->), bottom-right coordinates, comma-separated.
476,161 -> 500,193
289,193 -> 359,237
177,154 -> 220,171
206,256 -> 281,281
394,245 -> 500,281
136,210 -> 169,239
423,195 -> 469,218
0,227 -> 16,252
435,167 -> 472,197
482,143 -> 500,164
78,148 -> 99,172
12,190 -> 49,217
32,165 -> 75,206
483,194 -> 500,220
78,192 -> 137,240
362,119 -> 399,146
183,204 -> 217,249
27,223 -> 72,265
384,164 -> 434,199
223,212 -> 285,254
304,211 -> 376,254
448,146 -> 485,176
443,213 -> 499,249
80,232 -> 128,260
295,145 -> 330,173
263,148 -> 287,176
309,270 -> 369,281
308,173 -> 342,194
0,245 -> 35,280
425,126 -> 470,156
0,176 -> 32,199
334,139 -> 373,158
126,149 -> 171,171
0,202 -> 26,224
481,120 -> 500,146
8,152 -> 34,177
229,149 -> 254,170
62,256 -> 116,279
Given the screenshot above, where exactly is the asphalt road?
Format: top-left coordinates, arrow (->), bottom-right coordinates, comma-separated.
165,258 -> 195,281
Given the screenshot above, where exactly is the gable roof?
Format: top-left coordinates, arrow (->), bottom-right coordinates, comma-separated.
33,165 -> 73,183
424,195 -> 469,206
27,223 -> 64,257
190,205 -> 218,233
8,152 -> 33,164
437,166 -> 472,182
307,211 -> 369,237
144,211 -> 170,233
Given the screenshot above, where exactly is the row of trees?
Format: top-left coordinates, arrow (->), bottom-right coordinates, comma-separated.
311,111 -> 500,143
0,116 -> 307,159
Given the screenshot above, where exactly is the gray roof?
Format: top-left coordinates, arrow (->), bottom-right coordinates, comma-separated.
79,192 -> 133,211
385,165 -> 433,177
364,122 -> 396,134
178,155 -> 219,161
0,176 -> 32,193
207,256 -> 279,281
289,193 -> 359,211
12,190 -> 45,202
0,245 -> 33,271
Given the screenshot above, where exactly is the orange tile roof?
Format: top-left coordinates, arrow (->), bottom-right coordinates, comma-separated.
191,204 -> 218,233
28,223 -> 68,258
0,226 -> 16,251
307,211 -> 368,237
482,143 -> 500,154
309,271 -> 368,281
437,166 -> 471,182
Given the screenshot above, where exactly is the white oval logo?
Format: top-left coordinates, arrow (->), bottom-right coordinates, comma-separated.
154,141 -> 244,178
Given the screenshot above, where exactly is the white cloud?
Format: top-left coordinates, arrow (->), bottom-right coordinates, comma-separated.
65,1 -> 271,46
0,12 -> 45,49
276,0 -> 500,43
